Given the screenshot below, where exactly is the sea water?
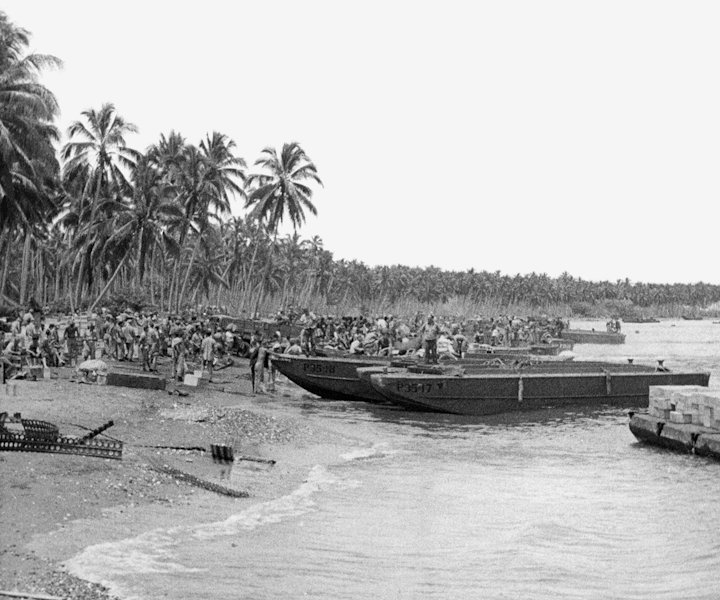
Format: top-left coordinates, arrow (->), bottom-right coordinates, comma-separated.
67,320 -> 720,599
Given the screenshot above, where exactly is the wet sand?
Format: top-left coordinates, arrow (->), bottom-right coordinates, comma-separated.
0,358 -> 354,599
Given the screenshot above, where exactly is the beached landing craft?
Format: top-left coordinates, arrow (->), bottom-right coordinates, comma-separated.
271,354 -> 395,403
367,361 -> 710,416
271,353 -> 564,404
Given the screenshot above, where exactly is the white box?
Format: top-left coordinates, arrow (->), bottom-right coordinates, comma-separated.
183,374 -> 199,387
669,411 -> 693,424
649,398 -> 672,411
648,407 -> 671,420
707,396 -> 720,412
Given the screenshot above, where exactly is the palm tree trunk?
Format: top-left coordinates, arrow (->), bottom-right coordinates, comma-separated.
74,174 -> 104,308
0,231 -> 10,299
149,244 -> 156,306
177,234 -> 202,312
36,253 -> 43,305
239,235 -> 262,314
19,230 -> 32,305
160,254 -> 166,312
90,251 -> 130,313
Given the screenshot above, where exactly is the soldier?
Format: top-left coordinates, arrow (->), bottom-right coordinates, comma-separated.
201,330 -> 215,383
171,332 -> 187,382
63,319 -> 79,367
419,314 -> 441,364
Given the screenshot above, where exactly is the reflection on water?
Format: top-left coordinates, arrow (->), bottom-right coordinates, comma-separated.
69,320 -> 720,600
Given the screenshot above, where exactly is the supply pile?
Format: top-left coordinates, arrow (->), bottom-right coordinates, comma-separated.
649,385 -> 720,428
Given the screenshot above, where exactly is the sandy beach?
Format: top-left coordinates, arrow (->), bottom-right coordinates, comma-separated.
0,360 -> 360,599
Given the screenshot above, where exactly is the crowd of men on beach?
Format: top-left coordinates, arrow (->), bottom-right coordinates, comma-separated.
0,304 -> 569,383
286,310 -> 568,363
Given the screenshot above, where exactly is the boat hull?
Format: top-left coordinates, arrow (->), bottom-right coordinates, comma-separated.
272,353 -> 566,402
271,354 -> 390,403
369,367 -> 710,416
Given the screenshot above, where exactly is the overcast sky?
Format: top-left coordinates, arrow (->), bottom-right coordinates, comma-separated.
5,1 -> 720,284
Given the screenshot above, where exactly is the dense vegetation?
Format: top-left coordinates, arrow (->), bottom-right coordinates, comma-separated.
2,11 -> 720,319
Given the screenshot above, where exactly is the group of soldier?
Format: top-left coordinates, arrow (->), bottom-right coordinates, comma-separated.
1,304 -> 572,383
275,311 -> 569,365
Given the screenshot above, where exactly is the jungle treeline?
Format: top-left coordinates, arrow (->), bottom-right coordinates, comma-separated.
1,11 -> 719,320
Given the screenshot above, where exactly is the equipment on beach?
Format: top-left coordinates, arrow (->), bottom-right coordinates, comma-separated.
0,412 -> 123,459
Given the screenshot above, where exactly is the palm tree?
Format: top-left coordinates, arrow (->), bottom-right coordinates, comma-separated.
0,12 -> 61,302
174,133 -> 245,311
244,142 -> 321,312
245,142 -> 322,234
61,102 -> 140,306
0,13 -> 60,208
88,154 -> 182,311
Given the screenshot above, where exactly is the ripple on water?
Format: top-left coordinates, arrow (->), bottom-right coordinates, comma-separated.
68,321 -> 720,599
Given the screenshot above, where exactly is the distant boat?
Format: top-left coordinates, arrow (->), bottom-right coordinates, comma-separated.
560,329 -> 626,344
622,317 -> 660,324
465,339 -> 574,358
368,362 -> 710,416
681,315 -> 704,321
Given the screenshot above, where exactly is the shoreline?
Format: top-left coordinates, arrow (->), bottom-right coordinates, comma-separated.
0,361 -> 368,600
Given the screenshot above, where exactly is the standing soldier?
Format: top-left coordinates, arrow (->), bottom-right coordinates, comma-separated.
419,314 -> 441,364
81,324 -> 97,361
201,330 -> 215,383
171,331 -> 187,382
63,319 -> 79,367
122,318 -> 136,361
299,308 -> 318,355
139,325 -> 150,371
112,318 -> 124,360
147,321 -> 159,372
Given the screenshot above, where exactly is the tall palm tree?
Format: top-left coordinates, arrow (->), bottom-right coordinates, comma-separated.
0,12 -> 61,302
244,142 -> 321,312
245,142 -> 322,234
175,133 -> 245,311
61,102 -> 140,306
0,13 -> 60,207
89,155 -> 182,311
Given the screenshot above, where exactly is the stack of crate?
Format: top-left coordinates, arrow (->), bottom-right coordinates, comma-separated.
649,385 -> 720,428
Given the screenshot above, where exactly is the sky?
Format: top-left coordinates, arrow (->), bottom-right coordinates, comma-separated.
5,0 -> 720,285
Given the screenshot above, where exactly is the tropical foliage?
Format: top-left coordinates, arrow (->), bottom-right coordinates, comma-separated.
2,10 -> 720,319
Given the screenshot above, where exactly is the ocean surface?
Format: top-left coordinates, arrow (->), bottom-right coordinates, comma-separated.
67,320 -> 720,599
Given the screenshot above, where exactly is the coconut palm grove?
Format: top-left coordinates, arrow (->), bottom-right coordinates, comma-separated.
1,11 -> 720,320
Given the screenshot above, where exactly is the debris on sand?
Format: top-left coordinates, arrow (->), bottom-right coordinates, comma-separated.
0,413 -> 122,460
